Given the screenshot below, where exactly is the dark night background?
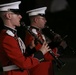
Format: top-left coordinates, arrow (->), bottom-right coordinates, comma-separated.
19,0 -> 76,56
19,0 -> 76,50
0,0 -> 76,75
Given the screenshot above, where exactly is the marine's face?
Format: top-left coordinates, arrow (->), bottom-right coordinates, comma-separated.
9,11 -> 22,27
35,15 -> 47,29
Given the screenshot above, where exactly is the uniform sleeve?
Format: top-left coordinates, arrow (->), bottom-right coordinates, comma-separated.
3,35 -> 44,69
25,31 -> 34,47
25,31 -> 54,61
33,51 -> 44,62
26,47 -> 44,62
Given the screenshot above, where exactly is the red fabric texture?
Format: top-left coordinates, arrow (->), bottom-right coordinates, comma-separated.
0,30 -> 40,75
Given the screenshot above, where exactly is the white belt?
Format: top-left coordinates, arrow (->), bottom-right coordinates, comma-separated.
3,65 -> 19,71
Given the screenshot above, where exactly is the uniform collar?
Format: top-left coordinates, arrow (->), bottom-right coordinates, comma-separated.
4,26 -> 17,34
30,26 -> 40,31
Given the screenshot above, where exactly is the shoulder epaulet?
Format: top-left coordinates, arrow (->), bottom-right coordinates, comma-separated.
32,28 -> 38,34
6,30 -> 15,37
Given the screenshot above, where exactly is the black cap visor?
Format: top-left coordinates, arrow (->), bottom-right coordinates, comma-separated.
9,9 -> 21,14
38,14 -> 45,17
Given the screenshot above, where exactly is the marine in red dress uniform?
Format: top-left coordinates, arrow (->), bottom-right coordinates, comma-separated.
24,7 -> 59,75
0,1 -> 50,75
0,26 -> 44,75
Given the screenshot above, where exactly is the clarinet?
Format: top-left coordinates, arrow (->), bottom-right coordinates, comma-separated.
43,26 -> 66,69
44,26 -> 68,40
21,22 -> 66,69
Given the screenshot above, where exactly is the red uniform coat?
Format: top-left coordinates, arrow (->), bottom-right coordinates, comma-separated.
25,27 -> 58,75
0,29 -> 42,75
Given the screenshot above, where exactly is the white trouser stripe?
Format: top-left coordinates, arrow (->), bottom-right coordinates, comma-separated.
3,65 -> 19,71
